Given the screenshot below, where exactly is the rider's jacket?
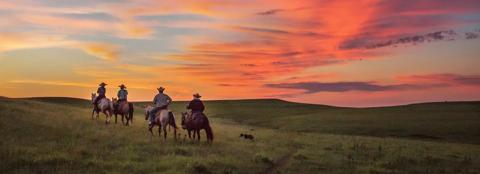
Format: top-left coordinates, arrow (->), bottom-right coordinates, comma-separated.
97,87 -> 106,96
187,98 -> 205,113
153,93 -> 171,107
117,89 -> 128,100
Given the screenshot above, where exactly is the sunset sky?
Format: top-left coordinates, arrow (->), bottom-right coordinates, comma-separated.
1,0 -> 479,106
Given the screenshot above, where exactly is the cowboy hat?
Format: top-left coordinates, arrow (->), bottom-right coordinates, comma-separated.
99,82 -> 107,86
118,84 -> 126,88
157,87 -> 165,91
193,93 -> 202,98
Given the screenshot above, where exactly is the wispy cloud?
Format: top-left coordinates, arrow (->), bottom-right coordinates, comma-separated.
256,9 -> 285,16
397,74 -> 480,86
264,81 -> 438,94
266,73 -> 480,94
0,32 -> 72,52
80,43 -> 120,61
340,29 -> 480,50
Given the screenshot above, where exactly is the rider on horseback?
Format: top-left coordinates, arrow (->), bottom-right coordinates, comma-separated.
115,84 -> 128,112
186,93 -> 205,119
93,82 -> 107,111
187,93 -> 204,113
117,84 -> 128,101
148,86 -> 172,126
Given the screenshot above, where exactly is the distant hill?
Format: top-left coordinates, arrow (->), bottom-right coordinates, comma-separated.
22,97 -> 93,108
3,96 -> 480,144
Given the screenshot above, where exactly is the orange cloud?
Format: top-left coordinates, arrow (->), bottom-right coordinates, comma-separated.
81,43 -> 120,61
117,22 -> 153,38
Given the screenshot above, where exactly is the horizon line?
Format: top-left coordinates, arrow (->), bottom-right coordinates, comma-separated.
2,95 -> 479,109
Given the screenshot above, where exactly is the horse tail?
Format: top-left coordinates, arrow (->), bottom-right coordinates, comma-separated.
169,112 -> 177,129
204,116 -> 214,142
129,103 -> 134,122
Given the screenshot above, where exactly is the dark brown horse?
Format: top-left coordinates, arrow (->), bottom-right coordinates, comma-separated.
112,98 -> 134,126
181,112 -> 213,143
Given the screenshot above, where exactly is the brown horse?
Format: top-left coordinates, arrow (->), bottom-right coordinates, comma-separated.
144,106 -> 177,140
112,98 -> 134,126
91,93 -> 113,124
181,112 -> 213,143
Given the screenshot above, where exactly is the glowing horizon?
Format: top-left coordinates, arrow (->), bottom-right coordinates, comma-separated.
1,0 -> 480,107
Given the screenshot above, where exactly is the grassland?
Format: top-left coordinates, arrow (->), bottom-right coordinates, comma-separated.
1,97 -> 479,173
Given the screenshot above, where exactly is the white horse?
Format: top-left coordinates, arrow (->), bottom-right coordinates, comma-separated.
91,93 -> 114,124
144,105 -> 177,140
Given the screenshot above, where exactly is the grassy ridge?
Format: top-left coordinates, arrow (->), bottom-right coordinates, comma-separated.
1,97 -> 479,173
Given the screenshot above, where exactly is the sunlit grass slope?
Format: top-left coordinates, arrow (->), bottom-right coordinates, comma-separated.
0,97 -> 479,173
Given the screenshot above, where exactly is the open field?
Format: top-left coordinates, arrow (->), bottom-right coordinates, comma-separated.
1,97 -> 480,173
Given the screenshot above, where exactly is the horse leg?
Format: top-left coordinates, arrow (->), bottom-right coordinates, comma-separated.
125,114 -> 129,126
163,125 -> 167,140
128,116 -> 131,126
95,110 -> 99,120
91,109 -> 95,120
129,114 -> 132,124
104,111 -> 109,124
191,130 -> 196,141
104,111 -> 108,124
158,125 -> 162,138
120,114 -> 123,125
172,124 -> 177,140
149,125 -> 154,136
122,114 -> 126,126
108,110 -> 113,124
188,130 -> 192,139
193,130 -> 197,140
197,130 -> 201,141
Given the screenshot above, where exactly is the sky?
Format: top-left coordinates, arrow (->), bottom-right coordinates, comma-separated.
0,0 -> 480,107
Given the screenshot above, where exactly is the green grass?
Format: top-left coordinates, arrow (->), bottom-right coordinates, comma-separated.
1,97 -> 479,173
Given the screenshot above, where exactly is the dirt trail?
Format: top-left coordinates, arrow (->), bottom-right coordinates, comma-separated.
264,149 -> 297,174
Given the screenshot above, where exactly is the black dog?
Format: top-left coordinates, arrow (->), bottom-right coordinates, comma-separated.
240,133 -> 254,140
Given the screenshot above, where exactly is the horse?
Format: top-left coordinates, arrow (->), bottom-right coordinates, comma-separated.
112,98 -> 134,126
144,105 -> 177,140
91,93 -> 114,124
181,112 -> 213,143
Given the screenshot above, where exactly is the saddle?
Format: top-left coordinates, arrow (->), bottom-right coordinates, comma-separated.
186,112 -> 204,122
114,100 -> 133,115
152,109 -> 173,123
